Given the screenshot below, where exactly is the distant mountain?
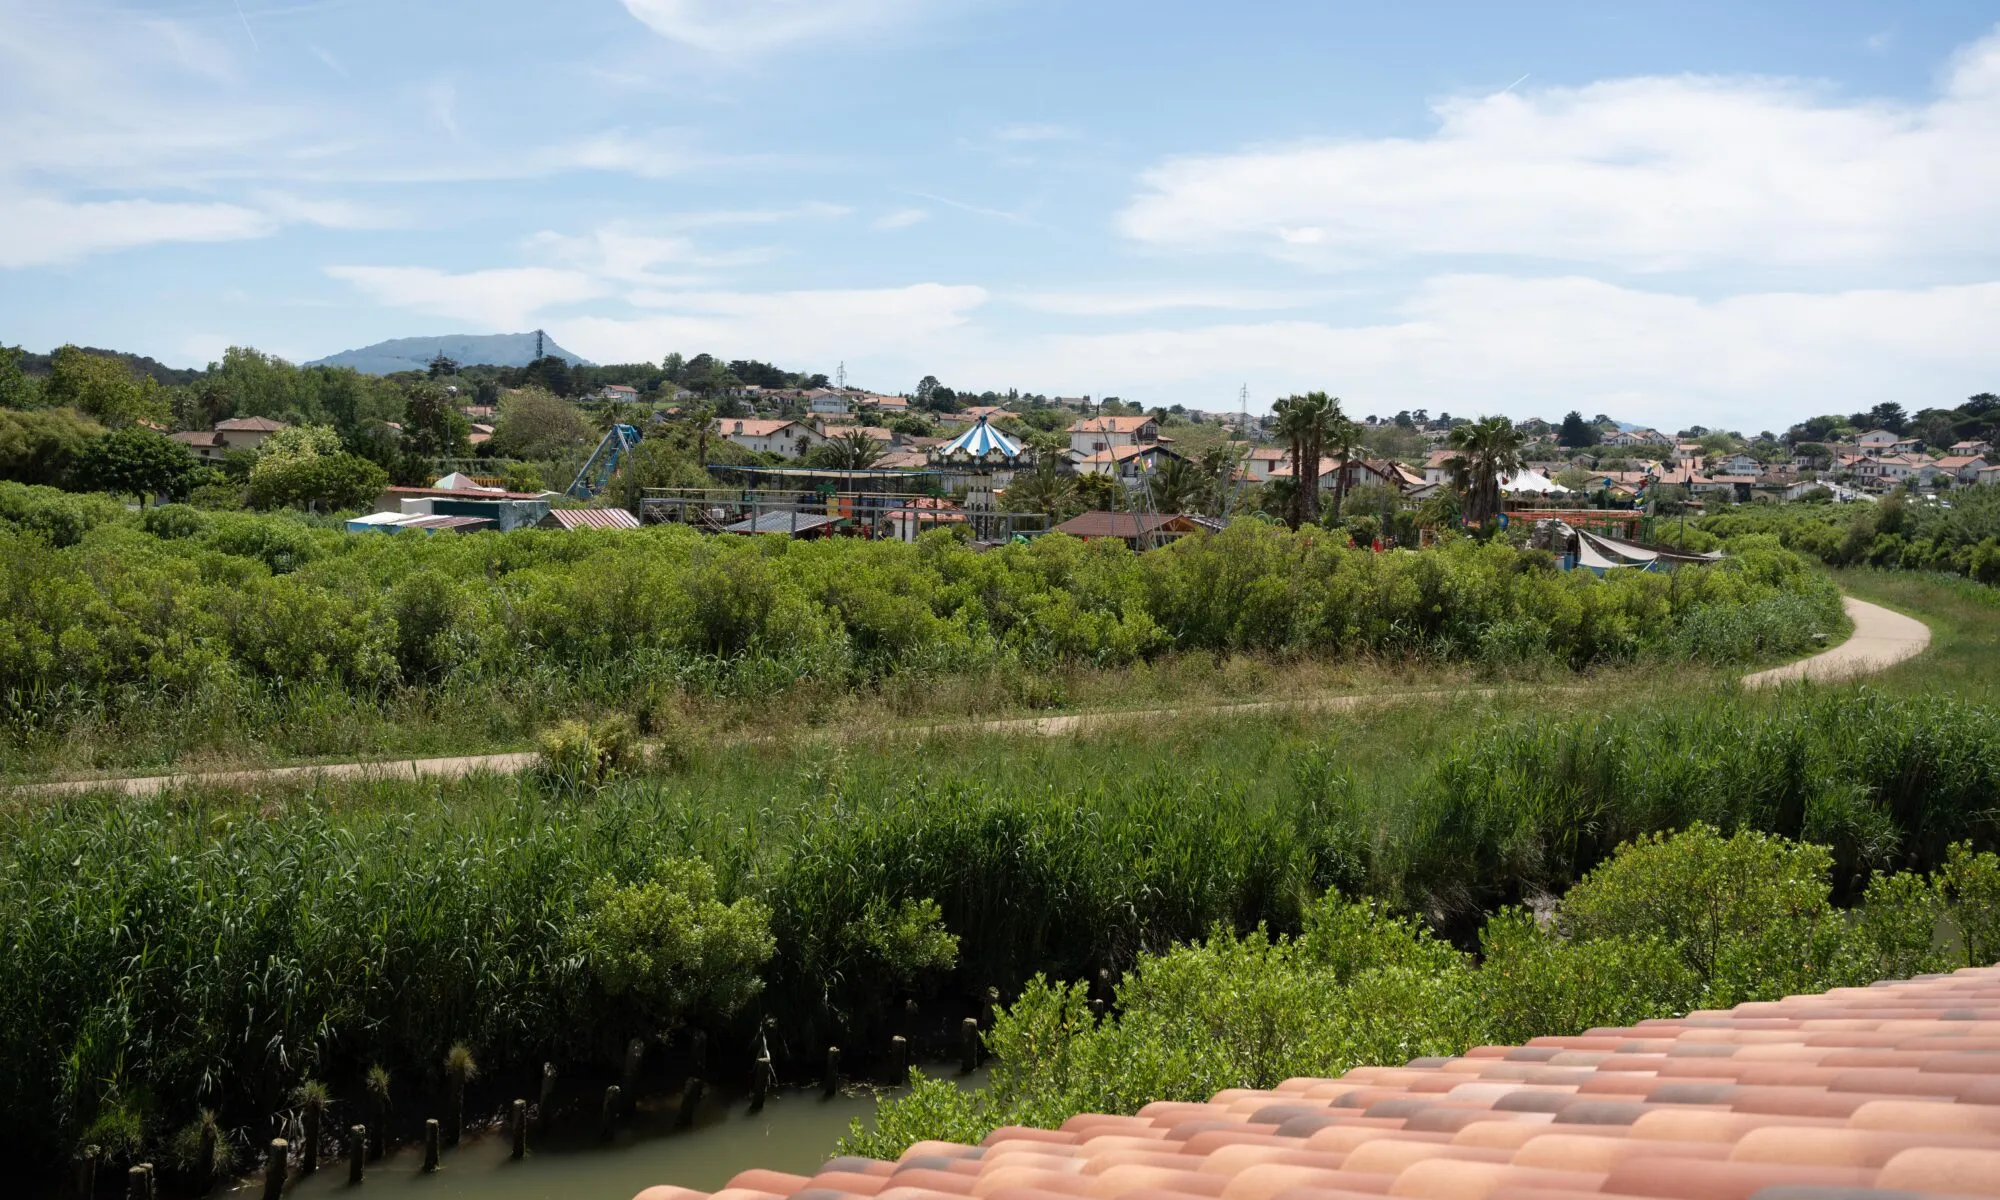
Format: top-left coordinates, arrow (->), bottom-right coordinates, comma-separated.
307,332 -> 592,376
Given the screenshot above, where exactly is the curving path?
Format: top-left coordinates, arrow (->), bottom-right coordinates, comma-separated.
18,596 -> 1932,799
1741,596 -> 1931,688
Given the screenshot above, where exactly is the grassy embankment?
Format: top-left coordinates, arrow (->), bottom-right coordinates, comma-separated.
8,599 -> 2000,1184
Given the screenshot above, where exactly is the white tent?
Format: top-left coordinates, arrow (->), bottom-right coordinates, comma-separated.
1500,470 -> 1572,495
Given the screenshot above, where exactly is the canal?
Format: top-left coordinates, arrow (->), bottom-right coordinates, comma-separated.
260,1074 -> 981,1200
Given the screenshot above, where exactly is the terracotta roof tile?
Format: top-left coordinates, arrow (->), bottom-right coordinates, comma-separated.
632,968 -> 2000,1200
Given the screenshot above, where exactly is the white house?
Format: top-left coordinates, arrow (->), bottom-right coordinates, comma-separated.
1241,447 -> 1289,482
799,389 -> 852,416
1950,439 -> 1994,459
1067,415 -> 1159,456
1785,480 -> 1869,503
169,416 -> 289,463
597,384 -> 639,405
1935,455 -> 1990,484
714,418 -> 825,457
1423,448 -> 1457,486
1857,429 -> 1901,456
1717,453 -> 1762,476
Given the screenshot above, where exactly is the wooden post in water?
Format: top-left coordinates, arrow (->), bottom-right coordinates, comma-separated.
890,1034 -> 909,1082
127,1166 -> 147,1200
140,1162 -> 157,1200
421,1121 -> 440,1173
623,1038 -> 646,1091
303,1102 -> 321,1176
263,1139 -> 287,1200
197,1121 -> 217,1194
76,1147 -> 99,1200
959,1017 -> 979,1075
600,1086 -> 621,1140
822,1046 -> 841,1098
348,1126 -> 366,1184
510,1100 -> 527,1159
539,1062 -> 558,1126
749,1052 -> 772,1113
677,1077 -> 704,1129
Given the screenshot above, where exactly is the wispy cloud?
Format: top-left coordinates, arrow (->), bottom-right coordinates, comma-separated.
873,208 -> 930,231
0,195 -> 278,268
1011,287 -> 1335,316
994,122 -> 1079,143
902,190 -> 1035,226
324,265 -> 610,330
620,0 -> 942,55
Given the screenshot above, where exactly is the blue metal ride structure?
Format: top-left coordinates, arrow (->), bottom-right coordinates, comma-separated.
567,423 -> 641,499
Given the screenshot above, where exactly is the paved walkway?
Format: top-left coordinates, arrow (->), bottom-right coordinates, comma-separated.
19,596 -> 1932,799
1741,596 -> 1931,688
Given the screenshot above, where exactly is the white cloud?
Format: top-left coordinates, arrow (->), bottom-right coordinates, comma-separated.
1013,287 -> 1333,316
324,266 -> 610,330
972,275 -> 2000,429
559,283 -> 988,369
0,195 -> 278,267
873,208 -> 930,231
620,0 -> 934,54
1120,29 -> 2000,272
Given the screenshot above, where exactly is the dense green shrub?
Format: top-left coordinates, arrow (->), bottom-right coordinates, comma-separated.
843,828 -> 2000,1159
0,507 -> 1842,761
1704,490 -> 2000,584
6,691 -> 2000,1177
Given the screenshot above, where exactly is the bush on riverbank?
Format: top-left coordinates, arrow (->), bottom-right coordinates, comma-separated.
1702,489 -> 2000,583
5,687 -> 1999,1178
840,827 -> 2000,1159
0,481 -> 1841,771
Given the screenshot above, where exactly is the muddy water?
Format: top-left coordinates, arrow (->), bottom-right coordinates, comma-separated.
267,1075 -> 982,1200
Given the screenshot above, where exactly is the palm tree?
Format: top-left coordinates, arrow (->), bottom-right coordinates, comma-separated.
823,429 -> 885,470
1445,415 -> 1527,526
1005,456 -> 1078,521
1324,414 -> 1365,520
1272,392 -> 1335,529
1147,455 -> 1204,515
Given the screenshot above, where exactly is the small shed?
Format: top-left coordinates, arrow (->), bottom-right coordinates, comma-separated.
1050,511 -> 1203,548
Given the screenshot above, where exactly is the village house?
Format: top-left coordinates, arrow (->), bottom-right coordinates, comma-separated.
1950,439 -> 1993,458
857,393 -> 909,414
1423,448 -> 1456,486
1935,455 -> 1991,485
1857,429 -> 1903,456
804,389 -> 853,416
1067,414 -> 1160,457
1240,446 -> 1289,482
714,418 -> 825,457
596,383 -> 639,405
1074,442 -> 1183,483
169,415 -> 289,463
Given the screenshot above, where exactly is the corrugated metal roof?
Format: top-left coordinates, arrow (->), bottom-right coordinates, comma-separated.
545,507 -> 642,530
721,511 -> 838,535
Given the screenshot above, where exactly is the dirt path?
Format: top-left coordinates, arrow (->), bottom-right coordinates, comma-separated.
20,596 -> 1931,799
1741,596 -> 1931,688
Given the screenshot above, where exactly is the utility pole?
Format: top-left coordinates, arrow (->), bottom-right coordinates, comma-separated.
836,361 -> 847,390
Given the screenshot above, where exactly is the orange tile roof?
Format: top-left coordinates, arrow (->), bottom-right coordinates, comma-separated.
636,966 -> 2000,1200
1070,416 -> 1155,433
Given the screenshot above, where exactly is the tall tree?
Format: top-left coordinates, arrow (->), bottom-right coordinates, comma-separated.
1272,391 -> 1334,529
402,383 -> 471,458
72,427 -> 199,504
43,346 -> 170,428
1445,415 -> 1527,526
1558,410 -> 1600,448
1325,414 -> 1365,520
1005,456 -> 1080,522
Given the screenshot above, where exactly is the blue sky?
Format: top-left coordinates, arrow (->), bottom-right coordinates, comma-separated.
3,0 -> 1999,429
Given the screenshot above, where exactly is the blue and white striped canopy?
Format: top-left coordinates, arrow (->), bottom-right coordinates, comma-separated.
931,415 -> 1022,464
